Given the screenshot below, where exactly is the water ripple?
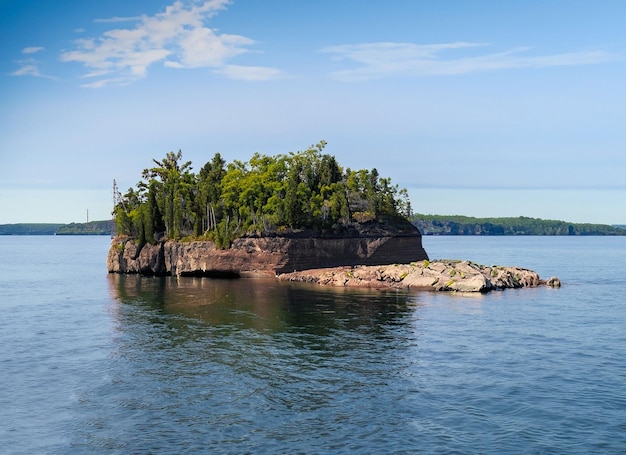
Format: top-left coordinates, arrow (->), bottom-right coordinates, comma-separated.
2,237 -> 626,454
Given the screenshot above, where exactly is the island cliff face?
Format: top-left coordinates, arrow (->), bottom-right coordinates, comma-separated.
107,221 -> 429,277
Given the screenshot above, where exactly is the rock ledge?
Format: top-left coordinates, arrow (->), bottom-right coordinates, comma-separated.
107,221 -> 429,276
278,260 -> 561,293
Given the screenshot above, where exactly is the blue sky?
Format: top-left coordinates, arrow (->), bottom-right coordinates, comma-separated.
1,0 -> 625,224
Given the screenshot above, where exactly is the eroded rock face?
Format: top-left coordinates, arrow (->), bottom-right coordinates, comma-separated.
107,234 -> 560,293
107,227 -> 429,276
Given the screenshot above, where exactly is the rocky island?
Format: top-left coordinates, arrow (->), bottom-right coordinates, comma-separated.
108,144 -> 559,292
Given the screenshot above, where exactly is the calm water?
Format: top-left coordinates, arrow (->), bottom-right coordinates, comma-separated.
1,235 -> 625,454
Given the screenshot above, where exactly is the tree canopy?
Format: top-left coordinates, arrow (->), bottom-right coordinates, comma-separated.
113,142 -> 412,248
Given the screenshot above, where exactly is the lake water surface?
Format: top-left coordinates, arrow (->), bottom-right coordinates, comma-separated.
1,235 -> 625,454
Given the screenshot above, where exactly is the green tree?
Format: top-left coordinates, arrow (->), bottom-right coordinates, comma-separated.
197,153 -> 226,235
142,150 -> 193,240
112,141 -> 415,246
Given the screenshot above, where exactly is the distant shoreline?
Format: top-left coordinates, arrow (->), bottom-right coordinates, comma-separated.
0,220 -> 113,236
411,214 -> 626,236
2,217 -> 625,236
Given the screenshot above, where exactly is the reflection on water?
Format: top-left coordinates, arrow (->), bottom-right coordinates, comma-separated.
108,273 -> 418,335
93,263 -> 626,454
98,274 -> 424,453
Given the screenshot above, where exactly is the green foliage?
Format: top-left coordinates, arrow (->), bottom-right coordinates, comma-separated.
112,142 -> 411,248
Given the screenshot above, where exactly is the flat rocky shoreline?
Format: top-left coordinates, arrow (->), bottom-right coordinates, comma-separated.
277,260 -> 561,293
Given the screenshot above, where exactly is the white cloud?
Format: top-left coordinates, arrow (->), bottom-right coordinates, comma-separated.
93,16 -> 144,24
11,47 -> 55,78
60,0 -> 281,87
22,46 -> 45,54
80,77 -> 131,89
11,63 -> 43,77
321,42 -> 617,81
173,28 -> 253,67
214,64 -> 285,81
11,47 -> 54,79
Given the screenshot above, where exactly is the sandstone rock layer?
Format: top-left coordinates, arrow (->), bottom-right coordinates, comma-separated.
107,225 -> 560,292
107,230 -> 429,276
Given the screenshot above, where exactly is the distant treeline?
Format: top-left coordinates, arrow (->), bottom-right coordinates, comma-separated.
0,220 -> 113,236
411,214 -> 626,236
3,215 -> 624,237
55,220 -> 114,235
0,224 -> 65,235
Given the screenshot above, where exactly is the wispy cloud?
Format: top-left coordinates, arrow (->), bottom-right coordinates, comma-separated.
93,16 -> 144,24
11,63 -> 43,77
11,47 -> 54,78
60,0 -> 282,87
321,42 -> 617,81
214,64 -> 285,81
22,46 -> 45,54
